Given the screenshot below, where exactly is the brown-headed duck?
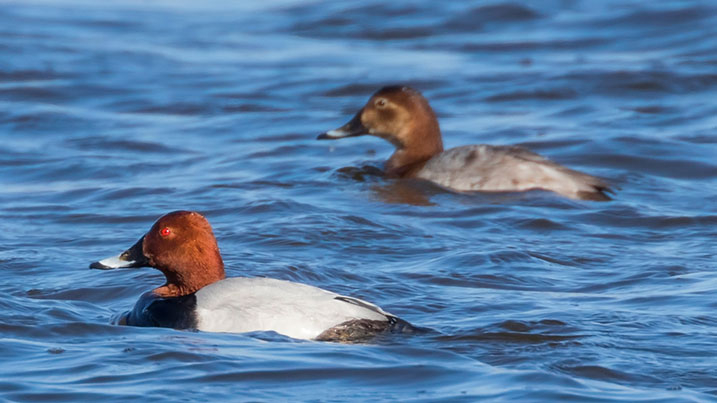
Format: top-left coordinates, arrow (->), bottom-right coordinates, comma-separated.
318,85 -> 613,201
90,210 -> 410,342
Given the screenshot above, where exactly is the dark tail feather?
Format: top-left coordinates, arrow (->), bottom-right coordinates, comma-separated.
387,315 -> 431,335
315,316 -> 430,343
577,187 -> 612,201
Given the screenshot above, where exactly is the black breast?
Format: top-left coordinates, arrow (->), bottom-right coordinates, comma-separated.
121,291 -> 199,329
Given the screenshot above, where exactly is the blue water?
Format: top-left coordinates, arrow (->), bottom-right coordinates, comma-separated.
1,0 -> 716,401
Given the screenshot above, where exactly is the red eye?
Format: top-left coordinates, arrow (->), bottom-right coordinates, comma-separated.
160,227 -> 171,237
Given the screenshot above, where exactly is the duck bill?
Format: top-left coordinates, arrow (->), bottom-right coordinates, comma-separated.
317,111 -> 368,140
89,236 -> 149,270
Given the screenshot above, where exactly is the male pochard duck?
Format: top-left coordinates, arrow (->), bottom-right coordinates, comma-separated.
90,210 -> 409,342
318,85 -> 613,201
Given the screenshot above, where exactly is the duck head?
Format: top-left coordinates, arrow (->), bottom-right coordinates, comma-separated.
318,86 -> 444,176
90,211 -> 226,298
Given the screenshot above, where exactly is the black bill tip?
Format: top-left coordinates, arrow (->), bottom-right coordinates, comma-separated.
317,132 -> 332,140
90,261 -> 113,270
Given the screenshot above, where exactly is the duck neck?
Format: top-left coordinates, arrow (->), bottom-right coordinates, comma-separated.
386,125 -> 443,177
153,257 -> 226,298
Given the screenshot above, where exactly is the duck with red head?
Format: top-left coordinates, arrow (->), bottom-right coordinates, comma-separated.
90,211 -> 412,342
319,86 -> 613,201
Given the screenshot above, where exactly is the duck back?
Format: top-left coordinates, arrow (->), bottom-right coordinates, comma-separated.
194,277 -> 397,340
415,145 -> 611,200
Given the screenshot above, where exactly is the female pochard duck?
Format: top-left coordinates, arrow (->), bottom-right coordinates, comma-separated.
90,211 -> 409,342
318,85 -> 612,201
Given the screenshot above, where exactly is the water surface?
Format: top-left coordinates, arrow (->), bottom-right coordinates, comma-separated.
1,0 -> 716,401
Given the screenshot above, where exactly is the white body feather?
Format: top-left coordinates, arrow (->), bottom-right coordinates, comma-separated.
194,277 -> 391,340
416,145 -> 608,199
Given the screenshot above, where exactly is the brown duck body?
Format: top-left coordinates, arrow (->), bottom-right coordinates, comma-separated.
319,86 -> 612,201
